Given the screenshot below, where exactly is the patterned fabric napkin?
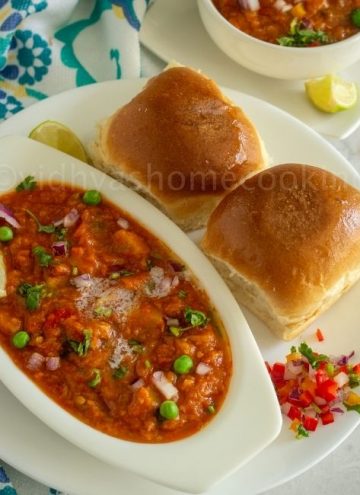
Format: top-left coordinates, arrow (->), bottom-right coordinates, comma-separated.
0,0 -> 150,492
0,0 -> 150,120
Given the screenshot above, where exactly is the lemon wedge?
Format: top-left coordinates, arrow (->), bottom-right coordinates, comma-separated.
305,74 -> 358,113
29,120 -> 89,162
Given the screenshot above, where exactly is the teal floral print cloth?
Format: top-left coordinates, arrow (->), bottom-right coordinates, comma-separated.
0,0 -> 150,491
0,0 -> 150,120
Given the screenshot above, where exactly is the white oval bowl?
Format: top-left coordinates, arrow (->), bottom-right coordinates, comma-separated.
198,0 -> 360,80
0,135 -> 282,494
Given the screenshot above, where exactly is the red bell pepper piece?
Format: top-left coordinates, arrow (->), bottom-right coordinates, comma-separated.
302,415 -> 319,432
320,411 -> 334,425
271,362 -> 285,382
299,391 -> 313,408
288,406 -> 302,421
315,369 -> 328,385
316,329 -> 325,342
316,380 -> 338,402
353,363 -> 360,375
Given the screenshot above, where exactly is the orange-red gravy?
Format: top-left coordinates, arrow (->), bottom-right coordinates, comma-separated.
213,0 -> 360,44
0,183 -> 231,443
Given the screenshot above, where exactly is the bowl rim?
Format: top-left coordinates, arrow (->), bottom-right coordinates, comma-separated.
0,135 -> 282,494
200,0 -> 360,52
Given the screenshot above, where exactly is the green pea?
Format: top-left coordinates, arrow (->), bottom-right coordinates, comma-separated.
82,190 -> 102,206
159,400 -> 179,420
0,226 -> 13,242
173,355 -> 193,374
12,331 -> 30,349
351,8 -> 360,28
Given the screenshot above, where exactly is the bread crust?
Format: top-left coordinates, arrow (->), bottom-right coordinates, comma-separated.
91,67 -> 268,230
202,164 -> 360,339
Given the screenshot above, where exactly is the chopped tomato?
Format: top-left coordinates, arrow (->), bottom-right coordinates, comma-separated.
303,415 -> 319,432
316,380 -> 338,402
320,411 -> 334,426
288,406 -> 301,421
316,328 -> 325,342
299,391 -> 313,408
271,362 -> 285,382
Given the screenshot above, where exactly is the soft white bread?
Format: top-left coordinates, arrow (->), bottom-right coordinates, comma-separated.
202,164 -> 360,340
91,66 -> 268,231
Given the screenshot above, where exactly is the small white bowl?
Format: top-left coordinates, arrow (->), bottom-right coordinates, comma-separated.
0,136 -> 281,493
198,0 -> 360,80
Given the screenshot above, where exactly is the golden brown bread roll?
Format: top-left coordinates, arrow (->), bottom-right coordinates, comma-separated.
202,164 -> 360,340
91,66 -> 268,231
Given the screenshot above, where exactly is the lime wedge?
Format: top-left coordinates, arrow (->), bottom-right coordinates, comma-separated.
29,120 -> 89,162
305,74 -> 358,113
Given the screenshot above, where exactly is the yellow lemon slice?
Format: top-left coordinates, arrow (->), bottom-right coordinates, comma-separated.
305,74 -> 358,113
29,120 -> 89,162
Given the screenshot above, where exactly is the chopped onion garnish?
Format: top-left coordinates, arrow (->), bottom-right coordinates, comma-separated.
335,351 -> 355,366
0,203 -> 21,229
54,208 -> 79,228
196,362 -> 212,375
131,378 -> 145,390
46,356 -> 60,371
286,360 -> 303,376
27,352 -> 45,371
334,371 -> 349,388
117,217 -> 130,230
314,395 -> 327,406
166,318 -> 179,327
331,407 -> 345,414
152,371 -> 178,401
238,0 -> 260,10
71,273 -> 92,288
171,276 -> 179,288
52,241 -> 68,256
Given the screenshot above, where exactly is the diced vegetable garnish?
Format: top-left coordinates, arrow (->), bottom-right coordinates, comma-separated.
16,176 -> 36,192
159,400 -> 179,420
0,226 -> 13,242
0,203 -> 20,229
82,190 -> 102,206
17,282 -> 45,311
12,331 -> 30,349
32,246 -> 53,267
277,19 -> 328,47
351,8 -> 360,28
88,368 -> 101,388
68,329 -> 92,357
316,328 -> 325,342
268,342 -> 360,438
184,307 -> 208,327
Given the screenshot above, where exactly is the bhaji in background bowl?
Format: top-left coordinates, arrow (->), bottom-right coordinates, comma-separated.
198,0 -> 360,80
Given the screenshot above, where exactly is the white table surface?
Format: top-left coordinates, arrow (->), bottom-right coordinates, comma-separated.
3,46 -> 360,495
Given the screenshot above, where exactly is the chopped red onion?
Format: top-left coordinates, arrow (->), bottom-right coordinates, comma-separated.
314,395 -> 327,406
0,203 -> 21,229
52,241 -> 68,257
336,351 -> 355,366
281,402 -> 291,415
286,360 -> 303,376
334,371 -> 349,388
27,352 -> 45,371
71,273 -> 92,288
169,261 -> 185,273
46,356 -> 60,371
331,407 -> 345,414
238,0 -> 260,10
166,318 -> 179,327
196,362 -> 212,375
152,371 -> 178,401
131,378 -> 145,390
289,388 -> 301,400
54,209 -> 79,228
117,217 -> 130,230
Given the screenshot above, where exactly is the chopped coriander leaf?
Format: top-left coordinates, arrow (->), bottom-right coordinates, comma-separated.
88,368 -> 101,388
178,289 -> 187,299
94,306 -> 112,318
55,226 -> 67,241
290,346 -> 296,354
128,339 -> 144,353
17,282 -> 45,311
277,19 -> 329,47
25,209 -> 55,234
184,307 -> 208,327
32,246 -> 53,267
344,403 -> 360,414
296,424 -> 309,439
16,176 -> 36,192
113,365 -> 128,379
69,329 -> 92,356
298,342 -> 329,369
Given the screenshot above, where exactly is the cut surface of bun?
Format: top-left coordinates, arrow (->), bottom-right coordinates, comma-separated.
91,66 -> 268,231
202,164 -> 360,340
